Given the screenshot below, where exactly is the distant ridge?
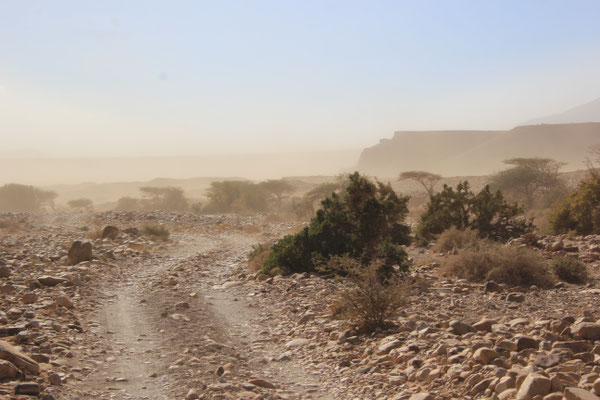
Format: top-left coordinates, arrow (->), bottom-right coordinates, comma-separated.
356,122 -> 600,178
526,97 -> 600,125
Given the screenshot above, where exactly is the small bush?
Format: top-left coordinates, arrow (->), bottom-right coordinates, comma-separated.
336,260 -> 408,332
551,257 -> 589,284
417,181 -> 532,242
248,243 -> 271,272
549,173 -> 600,235
142,224 -> 170,241
433,227 -> 481,253
442,244 -> 553,287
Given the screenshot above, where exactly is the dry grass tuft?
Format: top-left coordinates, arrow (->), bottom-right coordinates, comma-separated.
141,224 -> 170,241
433,227 -> 481,253
442,244 -> 553,287
335,258 -> 408,332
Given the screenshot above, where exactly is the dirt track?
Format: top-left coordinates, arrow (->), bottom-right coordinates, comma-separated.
60,229 -> 330,400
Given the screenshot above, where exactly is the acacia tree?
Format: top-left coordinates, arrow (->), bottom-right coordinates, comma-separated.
259,179 -> 295,211
398,171 -> 442,196
0,184 -> 57,212
489,158 -> 566,208
139,186 -> 189,212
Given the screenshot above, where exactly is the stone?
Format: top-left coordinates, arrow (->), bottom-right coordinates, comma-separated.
21,292 -> 38,305
534,353 -> 563,369
0,265 -> 11,278
186,389 -> 200,400
378,339 -> 403,355
101,226 -> 120,239
0,340 -> 40,375
285,338 -> 310,349
473,347 -> 499,364
48,373 -> 62,385
564,387 -> 600,400
15,382 -> 40,395
124,227 -> 140,236
409,394 -> 434,400
0,359 -> 18,379
594,378 -> 600,396
37,275 -> 67,287
249,379 -> 277,389
516,374 -> 551,400
68,241 -> 93,265
495,376 -> 515,393
473,318 -> 495,332
485,280 -> 503,293
573,323 -> 600,340
56,296 -> 74,309
517,336 -> 539,351
507,293 -> 525,303
449,320 -> 474,335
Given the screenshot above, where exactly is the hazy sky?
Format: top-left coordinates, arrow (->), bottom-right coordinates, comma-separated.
1,0 -> 600,157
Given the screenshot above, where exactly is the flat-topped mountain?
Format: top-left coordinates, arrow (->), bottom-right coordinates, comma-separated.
357,123 -> 600,178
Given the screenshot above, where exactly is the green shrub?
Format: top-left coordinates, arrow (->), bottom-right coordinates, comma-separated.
142,224 -> 170,241
263,172 -> 411,275
335,260 -> 407,332
417,181 -> 532,242
442,244 -> 553,287
549,174 -> 600,234
551,257 -> 589,284
433,227 -> 481,253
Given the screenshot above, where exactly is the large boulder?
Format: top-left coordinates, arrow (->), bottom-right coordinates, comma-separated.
516,374 -> 551,400
0,340 -> 39,375
572,323 -> 600,340
67,241 -> 93,265
564,387 -> 600,400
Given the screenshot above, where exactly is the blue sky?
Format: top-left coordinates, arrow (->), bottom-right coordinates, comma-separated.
1,0 -> 600,157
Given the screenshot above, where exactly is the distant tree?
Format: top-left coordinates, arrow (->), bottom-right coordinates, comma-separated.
0,183 -> 57,212
489,158 -> 566,208
259,179 -> 295,211
398,171 -> 442,197
139,186 -> 189,212
204,181 -> 268,213
417,181 -> 532,242
115,196 -> 141,211
67,198 -> 93,211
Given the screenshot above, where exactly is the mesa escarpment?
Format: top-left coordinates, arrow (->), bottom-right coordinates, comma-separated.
357,123 -> 600,177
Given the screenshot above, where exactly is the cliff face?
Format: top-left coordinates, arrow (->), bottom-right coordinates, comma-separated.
356,123 -> 600,178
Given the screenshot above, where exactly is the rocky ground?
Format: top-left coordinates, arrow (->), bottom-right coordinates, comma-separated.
1,211 -> 600,400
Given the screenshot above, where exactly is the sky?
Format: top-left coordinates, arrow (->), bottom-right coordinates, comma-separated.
1,0 -> 600,158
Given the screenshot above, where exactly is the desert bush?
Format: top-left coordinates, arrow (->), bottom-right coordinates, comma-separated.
442,244 -> 553,287
263,172 -> 411,275
115,196 -> 141,211
0,183 -> 57,212
336,259 -> 408,332
549,173 -> 600,234
432,227 -> 481,253
142,224 -> 170,241
140,186 -> 189,212
417,181 -> 532,242
67,198 -> 93,211
551,257 -> 589,284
